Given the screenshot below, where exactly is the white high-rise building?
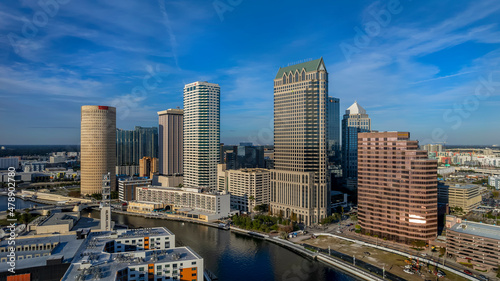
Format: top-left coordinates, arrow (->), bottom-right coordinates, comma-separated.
183,81 -> 220,190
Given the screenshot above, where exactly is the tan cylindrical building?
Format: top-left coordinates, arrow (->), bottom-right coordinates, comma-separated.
81,105 -> 116,195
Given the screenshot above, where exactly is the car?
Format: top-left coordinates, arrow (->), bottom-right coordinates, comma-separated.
463,270 -> 472,275
478,275 -> 488,281
403,269 -> 415,275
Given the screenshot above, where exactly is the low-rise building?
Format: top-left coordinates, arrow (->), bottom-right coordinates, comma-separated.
136,186 -> 232,221
62,227 -> 204,281
118,177 -> 153,202
438,184 -> 482,212
217,164 -> 270,212
33,212 -> 80,235
446,216 -> 500,271
128,201 -> 166,214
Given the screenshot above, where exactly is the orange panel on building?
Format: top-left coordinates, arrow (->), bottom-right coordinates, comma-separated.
144,236 -> 149,250
180,267 -> 197,281
7,273 -> 31,281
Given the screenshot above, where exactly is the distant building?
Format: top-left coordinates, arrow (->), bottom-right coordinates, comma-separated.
271,58 -> 329,225
0,157 -> 19,170
49,155 -> 67,163
330,191 -> 348,210
116,126 -> 158,169
358,131 -> 438,243
223,143 -> 265,170
139,157 -> 158,178
327,97 -> 342,184
489,175 -> 500,190
183,81 -> 220,190
218,164 -> 270,212
115,165 -> 139,176
341,101 -> 371,191
136,186 -> 231,221
446,216 -> 500,272
438,183 -> 482,212
422,144 -> 444,154
158,109 -> 183,176
81,105 -> 116,194
118,177 -> 152,202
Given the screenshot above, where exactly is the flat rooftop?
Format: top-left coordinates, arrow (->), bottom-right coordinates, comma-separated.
39,212 -> 78,226
0,234 -> 84,271
449,221 -> 500,241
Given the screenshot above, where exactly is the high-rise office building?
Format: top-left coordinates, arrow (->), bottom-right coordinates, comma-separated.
183,81 -> 220,189
358,131 -> 438,243
116,126 -> 158,166
341,101 -> 371,191
327,97 -> 341,186
81,105 -> 116,195
270,58 -> 329,225
158,109 -> 183,176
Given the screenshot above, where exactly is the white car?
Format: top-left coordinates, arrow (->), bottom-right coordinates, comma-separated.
403,269 -> 414,274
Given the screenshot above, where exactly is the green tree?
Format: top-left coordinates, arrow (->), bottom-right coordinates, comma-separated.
290,212 -> 298,222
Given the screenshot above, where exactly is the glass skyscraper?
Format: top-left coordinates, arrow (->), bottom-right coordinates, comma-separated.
327,97 -> 341,182
341,101 -> 370,191
116,126 -> 158,166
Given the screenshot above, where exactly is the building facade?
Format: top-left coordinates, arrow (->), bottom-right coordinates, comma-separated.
327,97 -> 341,179
271,58 -> 329,225
183,82 -> 220,190
489,175 -> 500,190
446,216 -> 500,272
116,126 -> 158,167
139,157 -> 158,178
136,186 -> 231,221
341,101 -> 370,191
118,177 -> 152,202
81,105 -> 116,194
158,109 -> 183,176
218,164 -> 270,212
358,131 -> 438,243
438,183 -> 482,212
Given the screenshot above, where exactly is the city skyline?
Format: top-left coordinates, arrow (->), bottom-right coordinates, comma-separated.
1,0 -> 500,146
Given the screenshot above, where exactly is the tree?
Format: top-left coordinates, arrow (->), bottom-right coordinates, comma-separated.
177,183 -> 184,188
290,212 -> 298,222
111,191 -> 119,199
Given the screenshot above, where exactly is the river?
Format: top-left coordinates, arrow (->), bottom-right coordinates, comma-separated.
0,196 -> 48,211
82,209 -> 356,281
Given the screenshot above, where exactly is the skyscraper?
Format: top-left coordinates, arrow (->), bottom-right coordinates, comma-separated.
139,156 -> 159,178
327,97 -> 341,184
341,101 -> 370,191
81,105 -> 116,195
158,109 -> 183,176
116,126 -> 158,166
270,58 -> 329,225
357,131 -> 438,243
183,81 -> 220,189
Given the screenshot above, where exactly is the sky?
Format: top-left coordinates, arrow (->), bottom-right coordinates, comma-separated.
0,0 -> 499,145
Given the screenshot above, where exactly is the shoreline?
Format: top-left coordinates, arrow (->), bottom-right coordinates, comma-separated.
8,196 -> 388,281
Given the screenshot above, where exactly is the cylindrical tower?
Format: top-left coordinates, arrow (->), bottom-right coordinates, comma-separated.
81,105 -> 116,195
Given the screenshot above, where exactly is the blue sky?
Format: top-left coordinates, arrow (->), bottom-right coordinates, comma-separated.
1,0 -> 499,145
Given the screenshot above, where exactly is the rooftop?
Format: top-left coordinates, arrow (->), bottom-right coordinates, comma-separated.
449,221 -> 500,241
39,212 -> 78,226
275,58 -> 325,79
345,101 -> 367,115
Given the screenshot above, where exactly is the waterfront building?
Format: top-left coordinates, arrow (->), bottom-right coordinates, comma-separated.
446,216 -> 500,272
158,109 -> 183,176
341,101 -> 371,191
81,105 -> 116,194
62,227 -> 204,281
139,156 -> 159,178
358,131 -> 438,243
183,82 -> 220,190
218,164 -> 271,212
271,58 -> 329,225
438,183 -> 482,212
135,186 -> 231,221
116,126 -> 158,168
118,176 -> 153,202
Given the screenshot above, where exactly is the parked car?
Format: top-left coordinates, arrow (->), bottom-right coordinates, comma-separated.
463,270 -> 472,276
479,275 -> 488,281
